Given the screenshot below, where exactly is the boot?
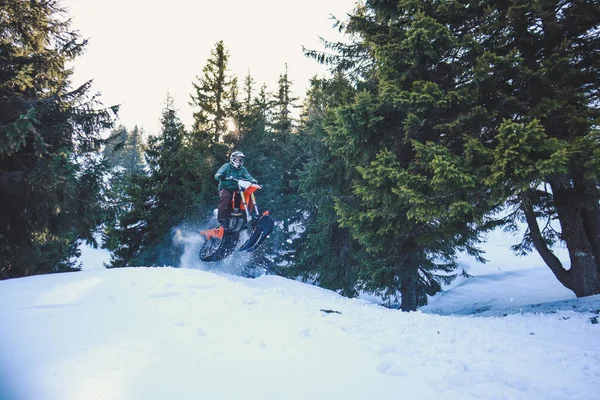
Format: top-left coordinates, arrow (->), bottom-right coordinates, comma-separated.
218,219 -> 230,231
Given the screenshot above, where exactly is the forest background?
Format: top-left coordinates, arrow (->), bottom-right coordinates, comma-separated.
1,0 -> 599,311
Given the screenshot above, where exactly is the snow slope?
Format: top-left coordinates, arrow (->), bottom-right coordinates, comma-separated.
1,264 -> 599,400
421,267 -> 577,316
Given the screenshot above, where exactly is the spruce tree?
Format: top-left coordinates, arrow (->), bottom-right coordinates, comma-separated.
0,0 -> 116,278
328,0 -> 600,298
101,125 -> 146,233
105,96 -> 205,266
226,76 -> 242,141
190,40 -> 233,144
264,65 -> 306,268
310,0 -> 496,310
272,64 -> 299,135
233,72 -> 267,139
187,41 -> 240,235
468,0 -> 600,297
255,83 -> 274,130
291,75 -> 367,296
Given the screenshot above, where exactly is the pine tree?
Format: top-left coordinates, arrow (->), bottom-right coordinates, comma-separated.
223,73 -> 277,271
187,41 -> 243,238
233,72 -> 266,138
291,75 -> 367,296
469,0 -> 600,297
227,76 -> 242,140
101,125 -> 144,233
122,126 -> 145,173
255,83 -> 274,131
190,40 -> 233,143
311,0 -> 496,310
272,64 -> 299,135
330,0 -> 600,299
263,65 -> 306,268
0,0 -> 116,278
105,96 -> 206,266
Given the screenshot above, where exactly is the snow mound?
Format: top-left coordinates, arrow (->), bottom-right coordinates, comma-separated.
1,267 -> 599,400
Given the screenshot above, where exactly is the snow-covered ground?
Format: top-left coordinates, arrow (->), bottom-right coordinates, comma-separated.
0,229 -> 598,400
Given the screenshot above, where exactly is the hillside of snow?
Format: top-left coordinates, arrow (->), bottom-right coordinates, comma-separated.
1,260 -> 599,400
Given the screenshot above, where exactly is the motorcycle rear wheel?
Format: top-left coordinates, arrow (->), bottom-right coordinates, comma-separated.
199,231 -> 240,262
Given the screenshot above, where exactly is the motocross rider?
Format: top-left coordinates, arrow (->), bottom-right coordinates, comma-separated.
214,151 -> 258,227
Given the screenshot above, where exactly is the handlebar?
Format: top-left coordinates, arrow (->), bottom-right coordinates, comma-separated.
225,176 -> 261,189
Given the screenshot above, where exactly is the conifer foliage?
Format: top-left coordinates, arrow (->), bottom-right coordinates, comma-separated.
190,40 -> 233,143
103,125 -> 146,174
300,1 -> 494,310
291,75 -> 366,297
307,0 -> 600,303
4,0 -> 598,306
104,96 -> 210,267
0,0 -> 116,278
468,0 -> 600,297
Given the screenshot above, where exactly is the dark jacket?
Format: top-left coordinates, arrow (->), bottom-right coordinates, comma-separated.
214,163 -> 257,191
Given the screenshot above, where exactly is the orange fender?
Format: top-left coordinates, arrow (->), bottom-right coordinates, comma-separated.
200,226 -> 225,240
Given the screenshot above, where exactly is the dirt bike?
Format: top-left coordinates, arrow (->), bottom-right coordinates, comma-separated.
199,177 -> 274,262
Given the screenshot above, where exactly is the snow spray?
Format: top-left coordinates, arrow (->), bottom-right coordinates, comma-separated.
172,226 -> 206,270
172,223 -> 255,276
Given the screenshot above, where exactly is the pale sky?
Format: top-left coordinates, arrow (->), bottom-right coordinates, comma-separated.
62,0 -> 357,135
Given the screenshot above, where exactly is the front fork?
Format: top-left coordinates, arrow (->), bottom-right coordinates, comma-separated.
251,193 -> 260,216
239,189 -> 252,221
239,190 -> 260,223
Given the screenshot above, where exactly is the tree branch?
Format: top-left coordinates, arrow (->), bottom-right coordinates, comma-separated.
521,191 -> 571,286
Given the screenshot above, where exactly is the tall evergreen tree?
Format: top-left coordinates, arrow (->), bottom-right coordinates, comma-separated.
190,40 -> 233,144
291,75 -> 367,296
105,96 -> 206,266
272,64 -> 299,135
255,83 -> 274,131
101,125 -> 146,233
263,65 -> 307,267
188,41 -> 238,228
221,66 -> 305,272
226,76 -> 242,141
327,0 -> 600,298
468,0 -> 600,297
233,72 -> 267,139
310,0 -> 497,310
222,72 -> 279,270
0,0 -> 116,278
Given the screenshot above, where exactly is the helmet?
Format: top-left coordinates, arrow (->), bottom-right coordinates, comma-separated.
230,151 -> 245,169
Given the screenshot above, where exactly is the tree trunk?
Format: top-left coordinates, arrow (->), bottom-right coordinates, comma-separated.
400,265 -> 418,311
525,177 -> 600,297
